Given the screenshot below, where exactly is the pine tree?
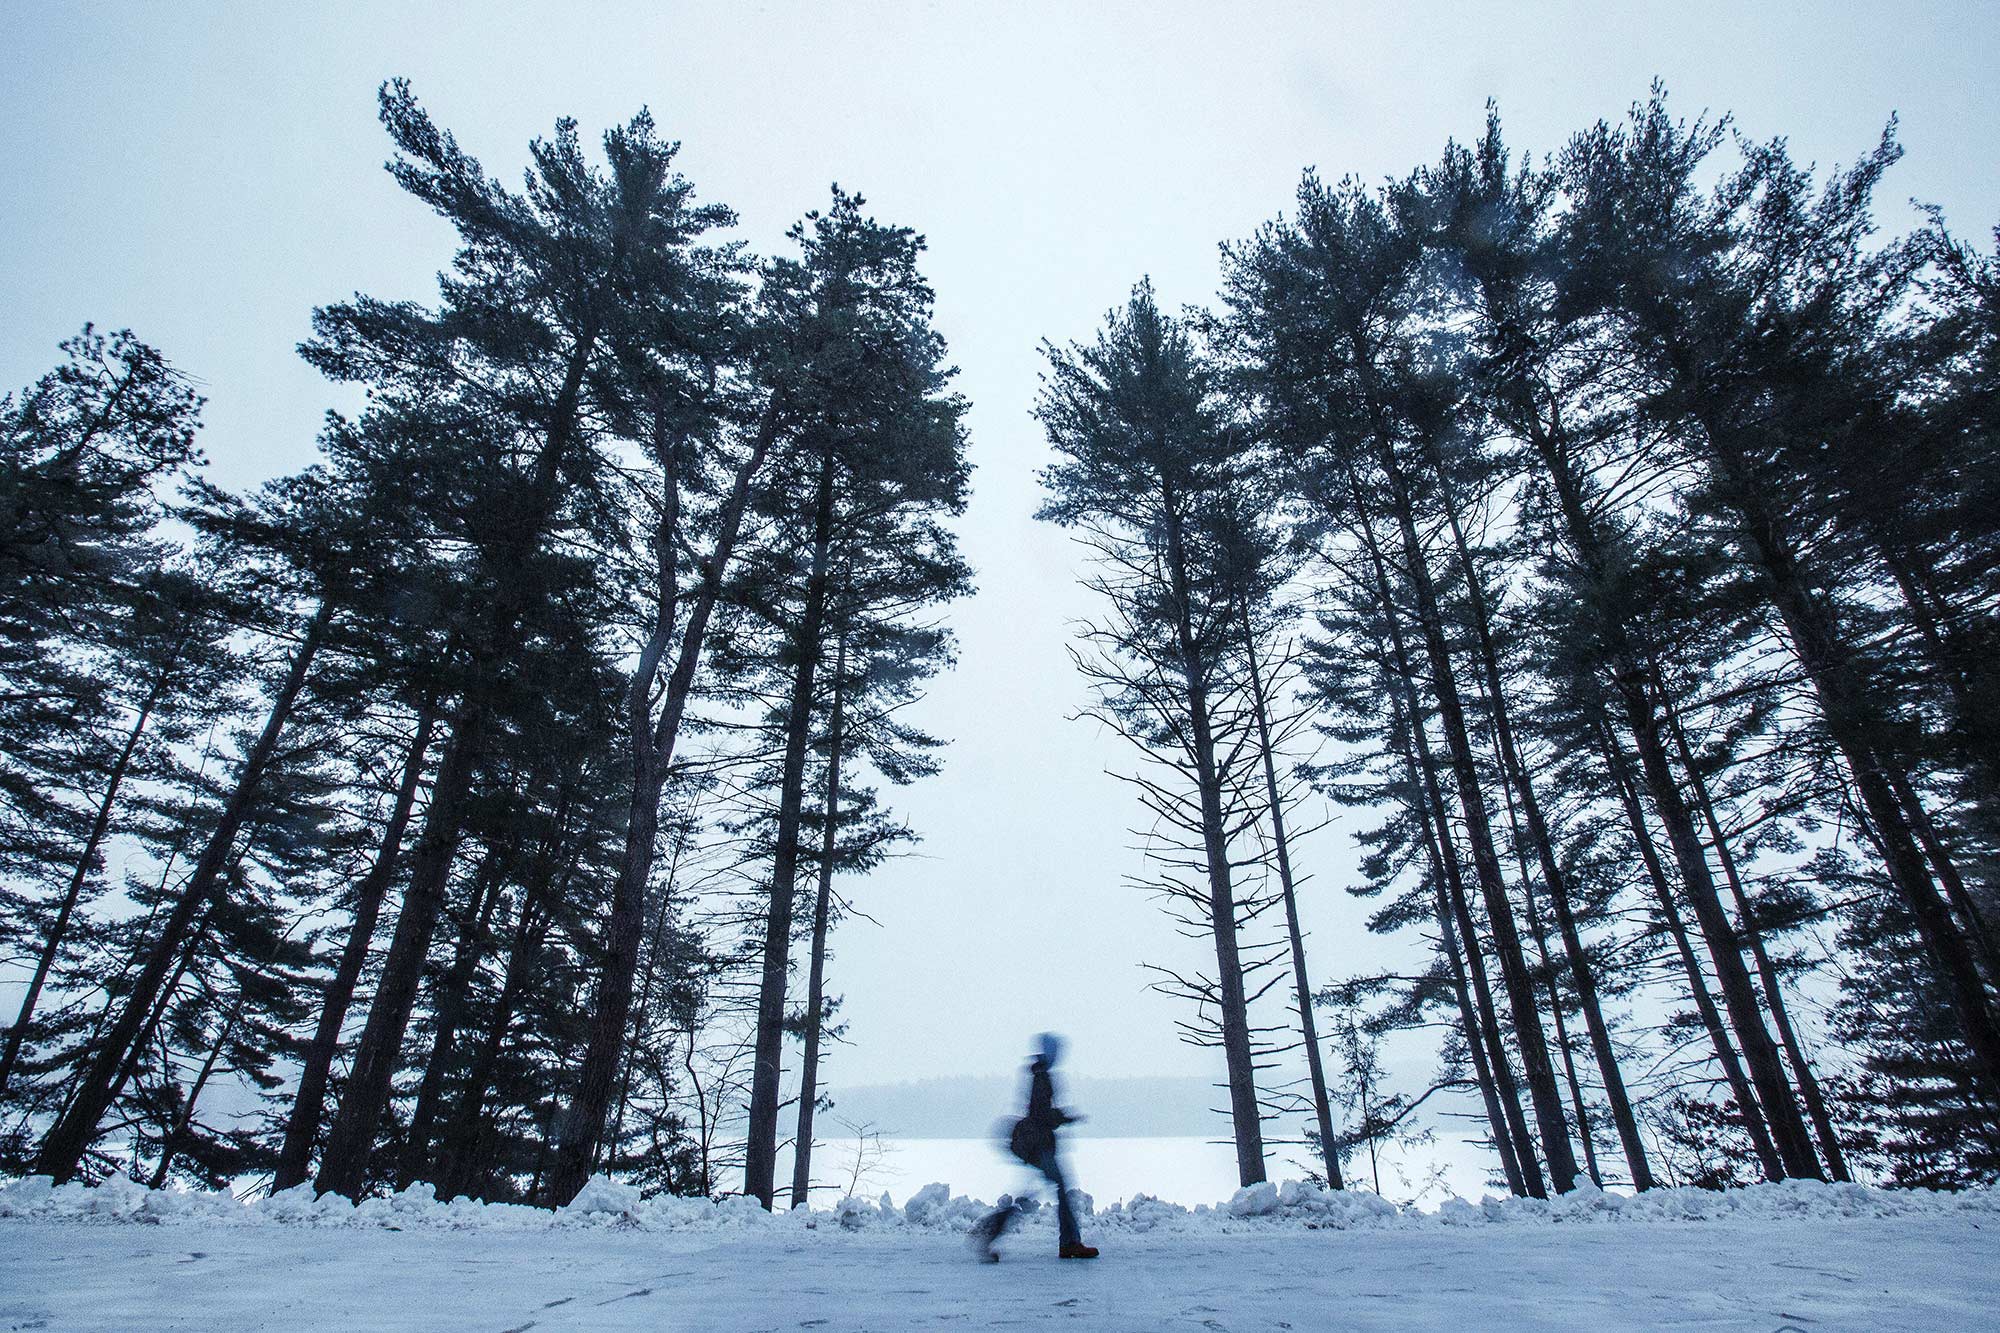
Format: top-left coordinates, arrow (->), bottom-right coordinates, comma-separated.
736,190 -> 970,1208
1210,484 -> 1346,1189
1037,282 -> 1270,1186
0,329 -> 207,1102
32,460 -> 379,1182
1221,175 -> 1580,1192
1558,93 -> 2000,1114
305,84 -> 735,1200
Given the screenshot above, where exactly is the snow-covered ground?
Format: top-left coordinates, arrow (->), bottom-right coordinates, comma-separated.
1,1175 -> 1994,1331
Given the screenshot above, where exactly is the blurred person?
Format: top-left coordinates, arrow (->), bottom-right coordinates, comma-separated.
969,1033 -> 1099,1261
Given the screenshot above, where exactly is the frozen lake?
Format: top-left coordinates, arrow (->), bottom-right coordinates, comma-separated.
827,1135 -> 1248,1210
803,1133 -> 1498,1209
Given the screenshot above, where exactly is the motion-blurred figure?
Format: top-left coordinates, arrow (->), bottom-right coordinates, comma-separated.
969,1032 -> 1099,1261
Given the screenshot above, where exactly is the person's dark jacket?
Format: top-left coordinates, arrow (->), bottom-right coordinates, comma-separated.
1008,1056 -> 1072,1164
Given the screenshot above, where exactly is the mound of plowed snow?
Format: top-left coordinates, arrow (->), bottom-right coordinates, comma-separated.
2,1171 -> 1990,1235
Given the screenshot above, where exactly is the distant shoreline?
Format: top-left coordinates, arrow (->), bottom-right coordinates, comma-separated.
814,1074 -> 1231,1140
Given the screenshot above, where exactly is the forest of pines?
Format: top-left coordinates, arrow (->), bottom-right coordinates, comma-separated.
2,81 -> 1996,1209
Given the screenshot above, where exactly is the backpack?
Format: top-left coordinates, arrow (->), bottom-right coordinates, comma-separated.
1007,1116 -> 1050,1165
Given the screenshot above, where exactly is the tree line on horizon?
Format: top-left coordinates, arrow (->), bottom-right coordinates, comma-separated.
0,80 -> 969,1208
1038,87 -> 1999,1195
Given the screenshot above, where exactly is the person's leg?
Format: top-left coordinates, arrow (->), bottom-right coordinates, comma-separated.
970,1190 -> 1035,1260
968,1204 -> 1007,1260
1038,1152 -> 1081,1249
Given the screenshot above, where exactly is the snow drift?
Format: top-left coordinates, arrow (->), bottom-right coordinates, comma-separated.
2,1171 -> 1992,1236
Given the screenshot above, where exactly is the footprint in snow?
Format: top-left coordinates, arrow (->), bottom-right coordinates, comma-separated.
592,1287 -> 651,1306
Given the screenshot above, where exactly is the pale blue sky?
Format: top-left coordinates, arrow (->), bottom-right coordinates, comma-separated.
3,2 -> 1995,1107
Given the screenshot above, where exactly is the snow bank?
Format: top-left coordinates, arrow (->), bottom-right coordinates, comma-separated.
900,1181 -> 988,1228
2,1171 -> 1993,1237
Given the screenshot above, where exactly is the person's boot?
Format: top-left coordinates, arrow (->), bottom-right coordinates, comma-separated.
1059,1241 -> 1099,1259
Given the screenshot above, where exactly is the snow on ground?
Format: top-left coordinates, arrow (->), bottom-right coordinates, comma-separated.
0,1175 -> 1994,1331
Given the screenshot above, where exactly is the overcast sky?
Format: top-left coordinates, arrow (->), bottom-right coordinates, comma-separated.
4,2 -> 1996,1114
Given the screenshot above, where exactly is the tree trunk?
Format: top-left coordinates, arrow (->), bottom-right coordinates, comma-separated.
1702,416 -> 2000,1107
311,324 -> 593,1181
315,697 -> 485,1199
1519,853 -> 1600,1187
397,844 -> 509,1188
355,312 -> 591,1203
1888,768 -> 2000,983
148,990 -> 242,1189
1597,717 -> 1783,1180
1482,704 -> 1600,1187
545,403 -> 779,1206
1660,684 -> 1851,1181
1876,534 -> 2000,807
1357,501 -> 1541,1195
791,636 -> 847,1208
99,908 -> 209,1140
1367,439 -> 1578,1192
1616,675 -> 1822,1178
1,668 -> 168,1093
1389,684 -> 1528,1195
436,846 -> 570,1201
1512,401 -> 1818,1179
1161,486 -> 1264,1186
608,857 -> 686,1179
1241,604 -> 1342,1189
36,602 -> 332,1183
1474,302 -> 1774,1185
1443,501 -> 1655,1190
744,447 -> 839,1207
273,698 -> 438,1191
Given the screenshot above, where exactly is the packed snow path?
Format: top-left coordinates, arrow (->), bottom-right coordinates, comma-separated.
1,1176 -> 1995,1331
4,1214 -> 1995,1331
